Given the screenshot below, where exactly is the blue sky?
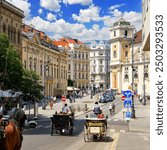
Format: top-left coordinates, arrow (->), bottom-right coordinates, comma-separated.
7,0 -> 142,42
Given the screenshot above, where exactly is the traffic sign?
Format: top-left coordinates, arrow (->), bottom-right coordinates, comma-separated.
123,90 -> 132,98
62,95 -> 66,102
125,111 -> 131,121
121,95 -> 126,101
124,99 -> 132,108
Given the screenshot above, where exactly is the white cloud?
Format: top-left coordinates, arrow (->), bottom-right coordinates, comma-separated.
109,3 -> 125,10
40,0 -> 61,12
6,0 -> 31,19
46,13 -> 57,21
72,5 -> 101,23
63,0 -> 92,6
25,16 -> 110,41
38,8 -> 43,14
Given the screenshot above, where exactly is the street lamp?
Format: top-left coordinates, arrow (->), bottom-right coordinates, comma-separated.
90,79 -> 93,99
131,30 -> 136,118
143,52 -> 146,105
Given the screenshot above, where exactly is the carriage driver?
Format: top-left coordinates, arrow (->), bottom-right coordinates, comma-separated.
92,102 -> 102,115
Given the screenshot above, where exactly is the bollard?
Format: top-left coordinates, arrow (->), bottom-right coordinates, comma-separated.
85,104 -> 87,111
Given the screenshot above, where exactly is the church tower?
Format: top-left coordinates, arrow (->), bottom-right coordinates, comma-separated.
110,18 -> 134,93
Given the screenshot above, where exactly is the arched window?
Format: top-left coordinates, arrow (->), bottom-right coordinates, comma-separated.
125,74 -> 129,80
144,73 -> 149,78
134,73 -> 138,79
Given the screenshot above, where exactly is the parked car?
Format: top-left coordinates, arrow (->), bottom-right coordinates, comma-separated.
99,96 -> 107,103
105,95 -> 113,102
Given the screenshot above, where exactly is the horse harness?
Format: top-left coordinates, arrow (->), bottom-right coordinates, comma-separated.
0,116 -> 9,141
0,108 -> 24,141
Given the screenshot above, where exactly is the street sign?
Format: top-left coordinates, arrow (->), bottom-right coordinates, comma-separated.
125,111 -> 131,121
62,95 -> 66,102
123,90 -> 132,98
121,95 -> 126,101
124,99 -> 132,108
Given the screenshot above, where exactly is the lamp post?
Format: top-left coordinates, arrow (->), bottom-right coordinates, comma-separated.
131,31 -> 136,118
143,52 -> 146,105
90,79 -> 93,99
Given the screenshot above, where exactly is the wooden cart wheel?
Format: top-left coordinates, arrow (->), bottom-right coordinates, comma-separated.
84,125 -> 89,142
104,126 -> 107,142
50,122 -> 54,136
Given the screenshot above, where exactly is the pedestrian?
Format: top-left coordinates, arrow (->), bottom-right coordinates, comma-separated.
49,100 -> 53,110
92,102 -> 102,116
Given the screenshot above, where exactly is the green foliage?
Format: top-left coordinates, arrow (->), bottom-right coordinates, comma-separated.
68,79 -> 74,86
0,34 -> 43,101
21,70 -> 44,101
0,34 -> 23,90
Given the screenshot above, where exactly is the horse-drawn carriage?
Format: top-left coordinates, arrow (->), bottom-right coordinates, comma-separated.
50,113 -> 74,136
84,117 -> 107,142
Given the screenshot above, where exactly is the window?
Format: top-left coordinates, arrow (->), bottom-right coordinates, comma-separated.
94,53 -> 95,56
124,30 -> 128,37
113,50 -> 117,58
114,31 -> 116,37
24,60 -> 26,69
125,74 -> 129,80
40,64 -> 43,76
125,51 -> 128,57
68,64 -> 70,71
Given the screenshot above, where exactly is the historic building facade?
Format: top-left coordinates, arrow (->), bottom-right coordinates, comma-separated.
142,0 -> 150,52
0,0 -> 24,57
54,37 -> 90,90
110,18 -> 150,96
22,25 -> 68,96
90,40 -> 110,90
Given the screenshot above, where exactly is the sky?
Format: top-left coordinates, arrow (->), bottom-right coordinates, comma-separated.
7,0 -> 142,42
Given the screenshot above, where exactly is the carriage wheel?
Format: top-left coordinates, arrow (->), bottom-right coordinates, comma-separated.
104,126 -> 107,142
84,125 -> 89,142
50,122 -> 54,136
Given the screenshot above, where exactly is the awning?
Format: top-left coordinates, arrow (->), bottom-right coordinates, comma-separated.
0,90 -> 22,97
67,87 -> 80,91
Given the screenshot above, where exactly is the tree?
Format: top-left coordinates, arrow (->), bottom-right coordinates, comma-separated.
21,70 -> 43,100
68,79 -> 74,86
0,33 -> 23,90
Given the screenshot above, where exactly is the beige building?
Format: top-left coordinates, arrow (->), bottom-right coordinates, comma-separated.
110,18 -> 150,96
54,37 -> 90,90
0,0 -> 24,57
142,0 -> 150,51
22,25 -> 68,96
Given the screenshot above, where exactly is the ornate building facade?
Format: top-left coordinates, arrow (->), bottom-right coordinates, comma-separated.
90,40 -> 110,90
22,25 -> 68,96
110,18 -> 150,96
54,37 -> 90,90
0,0 -> 24,57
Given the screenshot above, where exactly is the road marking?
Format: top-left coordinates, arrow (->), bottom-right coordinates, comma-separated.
110,132 -> 120,150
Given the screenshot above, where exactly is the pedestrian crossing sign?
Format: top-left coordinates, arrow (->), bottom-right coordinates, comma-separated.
124,99 -> 132,108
